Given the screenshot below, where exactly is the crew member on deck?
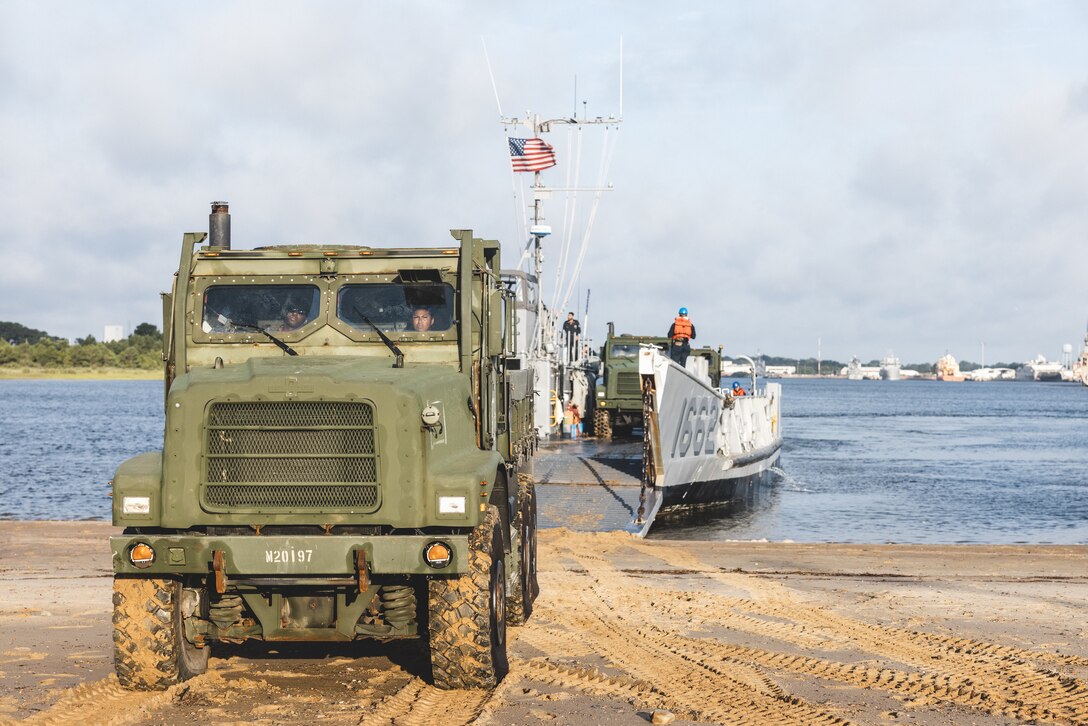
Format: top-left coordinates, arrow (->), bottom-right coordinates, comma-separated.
562,312 -> 581,363
732,381 -> 747,396
668,307 -> 696,366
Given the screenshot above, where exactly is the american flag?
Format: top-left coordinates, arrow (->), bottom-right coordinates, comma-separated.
509,137 -> 557,173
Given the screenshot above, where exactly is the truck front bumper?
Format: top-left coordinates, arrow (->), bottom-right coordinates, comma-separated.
111,533 -> 470,577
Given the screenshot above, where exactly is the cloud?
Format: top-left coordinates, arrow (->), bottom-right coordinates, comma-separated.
1,2 -> 1087,364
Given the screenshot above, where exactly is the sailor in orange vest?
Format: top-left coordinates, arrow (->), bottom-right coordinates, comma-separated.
667,307 -> 696,365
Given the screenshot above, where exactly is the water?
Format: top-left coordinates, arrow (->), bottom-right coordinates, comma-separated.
1,378 -> 1086,544
0,380 -> 162,520
654,378 -> 1088,544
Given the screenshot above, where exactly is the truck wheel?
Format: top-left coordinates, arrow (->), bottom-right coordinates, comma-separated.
595,409 -> 612,441
428,506 -> 509,689
508,477 -> 538,625
113,575 -> 209,690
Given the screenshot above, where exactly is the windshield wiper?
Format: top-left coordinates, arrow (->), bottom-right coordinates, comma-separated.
354,306 -> 404,368
204,306 -> 299,356
233,323 -> 299,357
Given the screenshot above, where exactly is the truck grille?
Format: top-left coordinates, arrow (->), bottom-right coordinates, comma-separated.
615,372 -> 642,397
203,401 -> 380,512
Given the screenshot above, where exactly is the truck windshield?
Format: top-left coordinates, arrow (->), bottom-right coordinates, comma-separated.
610,344 -> 641,358
202,285 -> 320,333
611,343 -> 666,358
337,283 -> 455,333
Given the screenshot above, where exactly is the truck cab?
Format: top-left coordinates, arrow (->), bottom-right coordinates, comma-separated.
110,204 -> 537,690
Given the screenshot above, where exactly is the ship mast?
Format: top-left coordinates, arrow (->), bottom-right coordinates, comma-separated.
505,111 -> 619,359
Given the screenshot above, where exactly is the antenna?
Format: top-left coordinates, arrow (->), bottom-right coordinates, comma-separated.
496,48 -> 624,361
481,38 -> 503,117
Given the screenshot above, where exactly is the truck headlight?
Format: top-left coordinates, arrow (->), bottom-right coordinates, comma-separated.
423,541 -> 452,569
129,542 -> 156,568
122,496 -> 151,515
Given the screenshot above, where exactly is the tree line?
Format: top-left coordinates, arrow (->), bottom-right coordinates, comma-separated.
2,318 -> 1024,374
0,321 -> 163,370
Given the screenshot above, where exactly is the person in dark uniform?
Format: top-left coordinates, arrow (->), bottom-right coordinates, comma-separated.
667,307 -> 695,366
562,311 -> 581,363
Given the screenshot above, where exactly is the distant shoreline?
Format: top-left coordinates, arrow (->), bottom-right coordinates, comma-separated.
0,367 -> 159,381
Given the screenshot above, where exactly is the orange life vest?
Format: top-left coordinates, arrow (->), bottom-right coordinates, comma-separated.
672,316 -> 692,340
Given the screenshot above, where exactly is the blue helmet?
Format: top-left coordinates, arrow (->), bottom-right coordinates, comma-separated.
733,381 -> 741,389
678,307 -> 688,316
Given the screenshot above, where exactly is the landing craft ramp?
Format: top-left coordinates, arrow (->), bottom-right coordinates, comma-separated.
529,439 -> 646,533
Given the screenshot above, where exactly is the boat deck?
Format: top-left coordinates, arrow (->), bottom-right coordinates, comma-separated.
528,438 -> 645,533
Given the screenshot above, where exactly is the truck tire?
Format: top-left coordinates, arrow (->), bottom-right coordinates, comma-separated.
113,575 -> 209,690
508,476 -> 538,625
428,506 -> 509,689
595,409 -> 612,441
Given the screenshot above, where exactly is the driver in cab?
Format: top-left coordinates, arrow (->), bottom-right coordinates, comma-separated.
271,299 -> 309,332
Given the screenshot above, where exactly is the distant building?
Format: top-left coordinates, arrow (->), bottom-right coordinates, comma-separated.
720,359 -> 752,377
764,365 -> 796,377
103,325 -> 124,343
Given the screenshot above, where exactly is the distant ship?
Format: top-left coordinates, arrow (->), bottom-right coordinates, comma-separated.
842,357 -> 880,380
965,367 -> 1016,382
935,354 -> 965,382
1016,355 -> 1064,382
1074,327 -> 1088,387
846,357 -> 863,381
879,354 -> 901,381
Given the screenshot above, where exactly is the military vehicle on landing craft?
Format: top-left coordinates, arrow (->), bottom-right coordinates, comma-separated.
593,324 -> 722,441
109,203 -> 537,691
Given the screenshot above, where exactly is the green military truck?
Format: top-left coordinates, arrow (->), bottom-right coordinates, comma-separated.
594,326 -> 722,440
110,203 -> 538,691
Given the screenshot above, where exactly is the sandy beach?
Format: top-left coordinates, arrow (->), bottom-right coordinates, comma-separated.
1,520 -> 1087,725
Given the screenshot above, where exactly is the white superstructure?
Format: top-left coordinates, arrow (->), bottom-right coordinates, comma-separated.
880,354 -> 901,381
1016,355 -> 1065,381
1072,327 -> 1088,387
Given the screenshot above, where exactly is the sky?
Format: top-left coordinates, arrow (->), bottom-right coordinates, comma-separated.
2,2 -> 1087,365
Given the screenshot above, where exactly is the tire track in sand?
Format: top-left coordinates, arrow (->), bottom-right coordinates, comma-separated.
622,611 -> 1088,724
357,676 -> 492,726
617,562 -> 1088,715
613,540 -> 1088,724
519,567 -> 849,724
15,674 -> 192,726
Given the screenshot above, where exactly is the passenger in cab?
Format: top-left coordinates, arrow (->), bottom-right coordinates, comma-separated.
410,307 -> 435,332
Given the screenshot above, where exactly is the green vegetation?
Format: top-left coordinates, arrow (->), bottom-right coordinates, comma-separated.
956,360 -> 1019,371
0,321 -> 162,372
2,318 -> 1022,379
0,321 -> 56,344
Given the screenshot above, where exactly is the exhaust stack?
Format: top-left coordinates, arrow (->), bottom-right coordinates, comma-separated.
209,201 -> 231,249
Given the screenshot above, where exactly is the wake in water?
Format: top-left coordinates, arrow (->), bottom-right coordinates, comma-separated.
770,466 -> 810,492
